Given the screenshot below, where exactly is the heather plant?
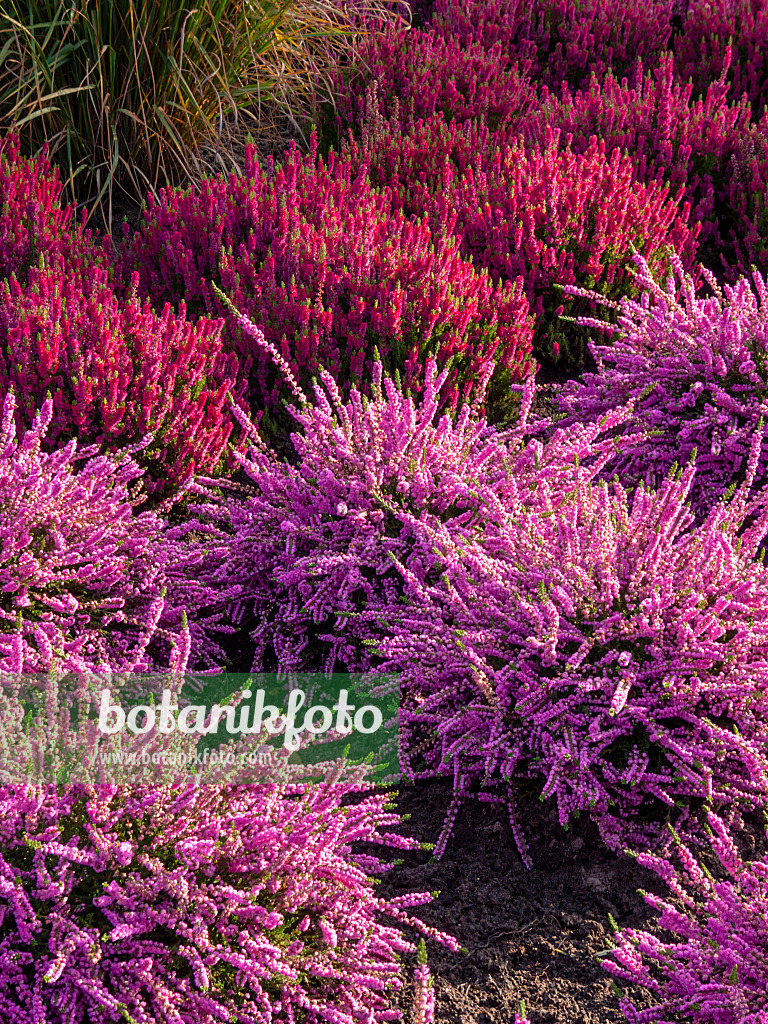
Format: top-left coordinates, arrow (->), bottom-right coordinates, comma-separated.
675,0 -> 768,120
181,301 -> 642,676
421,127 -> 700,364
0,133 -> 107,284
0,251 -> 248,501
556,249 -> 768,519
0,389 -> 226,675
429,0 -> 675,91
374,441 -> 768,863
722,108 -> 768,279
328,17 -> 538,136
605,812 -> 768,1023
523,52 -> 752,252
0,777 -> 459,1022
121,133 -> 534,433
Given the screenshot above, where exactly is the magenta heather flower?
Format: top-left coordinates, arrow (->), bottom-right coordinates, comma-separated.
0,254 -> 247,503
675,0 -> 768,120
429,0 -> 675,91
374,440 -> 768,862
120,133 -> 534,430
523,51 -> 752,251
723,108 -> 768,279
0,133 -> 107,285
0,389 -> 225,674
605,812 -> 768,1023
421,127 -> 701,363
0,780 -> 458,1023
556,248 -> 768,519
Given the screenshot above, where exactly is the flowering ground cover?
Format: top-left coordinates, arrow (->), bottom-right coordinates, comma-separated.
4,0 -> 768,1021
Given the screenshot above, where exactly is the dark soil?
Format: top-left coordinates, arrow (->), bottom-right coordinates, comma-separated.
371,778 -> 663,1024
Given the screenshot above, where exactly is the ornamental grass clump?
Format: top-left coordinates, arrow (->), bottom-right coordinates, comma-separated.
0,389 -> 223,675
121,133 -> 534,432
605,812 -> 768,1023
523,52 -> 752,251
422,126 -> 700,364
0,252 -> 248,502
556,249 -> 768,519
429,0 -> 674,92
182,300 -> 639,675
0,778 -> 459,1023
375,440 -> 768,863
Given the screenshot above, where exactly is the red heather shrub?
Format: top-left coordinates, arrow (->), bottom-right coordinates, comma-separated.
429,0 -> 674,91
182,308 -> 637,676
524,52 -> 752,251
605,812 -> 768,1023
722,108 -> 768,279
331,18 -> 537,133
423,127 -> 701,362
0,133 -> 107,284
0,390 -> 223,675
0,780 -> 459,1023
0,255 -> 246,502
675,0 -> 768,119
556,250 -> 768,520
375,449 -> 768,863
121,134 -> 534,428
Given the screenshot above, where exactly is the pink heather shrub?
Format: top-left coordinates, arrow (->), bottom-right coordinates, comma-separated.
0,780 -> 459,1023
120,134 -> 534,429
0,133 -> 106,284
605,812 -> 768,1023
375,445 -> 768,862
0,389 -> 224,674
675,0 -> 768,119
429,0 -> 674,91
523,52 -> 752,250
331,18 -> 538,134
422,127 -> 700,362
0,255 -> 247,501
182,307 -> 640,675
556,249 -> 768,519
722,108 -> 768,279
412,941 -> 435,1024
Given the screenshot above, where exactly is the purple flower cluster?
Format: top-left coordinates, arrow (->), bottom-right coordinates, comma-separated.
0,389 -> 222,674
0,780 -> 459,1023
605,812 -> 768,1023
373,436 -> 768,861
120,133 -> 534,429
556,248 -> 768,518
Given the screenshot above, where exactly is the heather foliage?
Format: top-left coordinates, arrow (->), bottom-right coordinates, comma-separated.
0,389 -> 222,675
422,128 -> 700,363
429,0 -> 675,91
557,250 -> 768,519
0,779 -> 459,1023
606,812 -> 768,1023
675,0 -> 768,120
524,52 -> 752,251
121,134 -> 534,429
375,446 -> 768,861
